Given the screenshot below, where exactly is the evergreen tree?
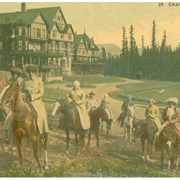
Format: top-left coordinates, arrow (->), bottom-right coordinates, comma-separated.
151,20 -> 156,50
101,47 -> 107,63
121,25 -> 128,56
160,30 -> 167,53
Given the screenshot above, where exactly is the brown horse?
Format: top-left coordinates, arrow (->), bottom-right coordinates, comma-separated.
52,101 -> 103,150
1,82 -> 49,169
87,107 -> 106,147
155,124 -> 179,171
134,119 -> 157,160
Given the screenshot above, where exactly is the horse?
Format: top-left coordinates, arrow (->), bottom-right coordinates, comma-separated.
155,124 -> 180,171
87,107 -> 109,147
57,99 -> 87,155
52,101 -> 103,149
123,104 -> 135,142
134,119 -> 157,160
1,82 -> 49,169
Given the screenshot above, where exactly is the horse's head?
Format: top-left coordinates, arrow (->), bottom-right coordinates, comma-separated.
1,82 -> 19,107
133,120 -> 144,138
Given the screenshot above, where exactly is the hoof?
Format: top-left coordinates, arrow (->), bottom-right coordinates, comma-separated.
142,155 -> 145,159
44,165 -> 50,170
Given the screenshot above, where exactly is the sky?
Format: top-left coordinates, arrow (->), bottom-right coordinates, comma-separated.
0,2 -> 180,48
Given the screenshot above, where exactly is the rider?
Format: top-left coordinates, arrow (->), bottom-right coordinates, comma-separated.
2,66 -> 23,148
22,64 -> 49,137
119,96 -> 134,127
51,97 -> 61,118
87,91 -> 99,114
145,99 -> 161,130
69,80 -> 90,130
100,93 -> 113,122
156,97 -> 179,137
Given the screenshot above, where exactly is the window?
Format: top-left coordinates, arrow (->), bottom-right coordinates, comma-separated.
0,42 -> 3,50
32,27 -> 35,37
42,29 -> 45,38
18,41 -> 22,50
60,34 -> 64,39
52,41 -> 56,51
36,28 -> 41,38
68,34 -> 72,40
25,41 -> 28,50
52,30 -> 57,39
57,16 -> 62,21
22,27 -> 26,36
55,42 -> 59,51
19,27 -> 22,36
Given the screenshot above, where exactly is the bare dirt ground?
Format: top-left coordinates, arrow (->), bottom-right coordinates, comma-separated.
0,78 -> 178,177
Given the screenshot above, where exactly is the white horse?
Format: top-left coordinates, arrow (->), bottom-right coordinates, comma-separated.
123,104 -> 135,142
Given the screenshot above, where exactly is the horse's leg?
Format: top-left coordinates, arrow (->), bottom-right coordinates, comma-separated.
146,140 -> 150,160
141,138 -> 145,159
79,130 -> 85,151
65,128 -> 70,154
101,119 -> 103,132
14,130 -> 23,165
43,133 -> 49,170
160,150 -> 165,171
96,128 -> 100,148
87,129 -> 91,147
30,134 -> 41,168
75,131 -> 80,155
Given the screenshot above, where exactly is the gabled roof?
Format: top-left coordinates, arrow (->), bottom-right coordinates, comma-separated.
74,34 -> 83,50
27,6 -> 67,31
60,24 -> 74,34
0,11 -> 46,26
80,33 -> 99,51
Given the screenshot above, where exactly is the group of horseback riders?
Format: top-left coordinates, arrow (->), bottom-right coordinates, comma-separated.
118,95 -> 180,141
0,65 -> 114,149
1,65 -> 180,157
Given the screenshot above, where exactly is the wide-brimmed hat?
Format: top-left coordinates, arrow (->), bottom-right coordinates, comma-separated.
10,67 -> 22,76
166,97 -> 179,105
26,64 -> 38,73
89,91 -> 95,96
73,80 -> 80,86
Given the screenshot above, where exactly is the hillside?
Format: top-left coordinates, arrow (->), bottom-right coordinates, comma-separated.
97,43 -> 121,56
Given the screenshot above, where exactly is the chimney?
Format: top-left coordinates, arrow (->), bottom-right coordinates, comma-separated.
21,3 -> 26,12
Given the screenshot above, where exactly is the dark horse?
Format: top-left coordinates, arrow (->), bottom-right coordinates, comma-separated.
59,100 -> 86,154
87,107 -> 108,147
134,119 -> 157,160
52,101 -> 104,150
155,124 -> 180,171
1,83 -> 49,169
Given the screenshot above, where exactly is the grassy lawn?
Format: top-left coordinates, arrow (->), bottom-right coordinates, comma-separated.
110,80 -> 180,106
63,75 -> 125,84
44,88 -> 69,100
0,157 -> 172,177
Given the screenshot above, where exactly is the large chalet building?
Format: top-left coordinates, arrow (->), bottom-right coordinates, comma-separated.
0,3 -> 104,78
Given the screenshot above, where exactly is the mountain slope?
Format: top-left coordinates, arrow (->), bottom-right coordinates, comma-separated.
97,43 -> 121,56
